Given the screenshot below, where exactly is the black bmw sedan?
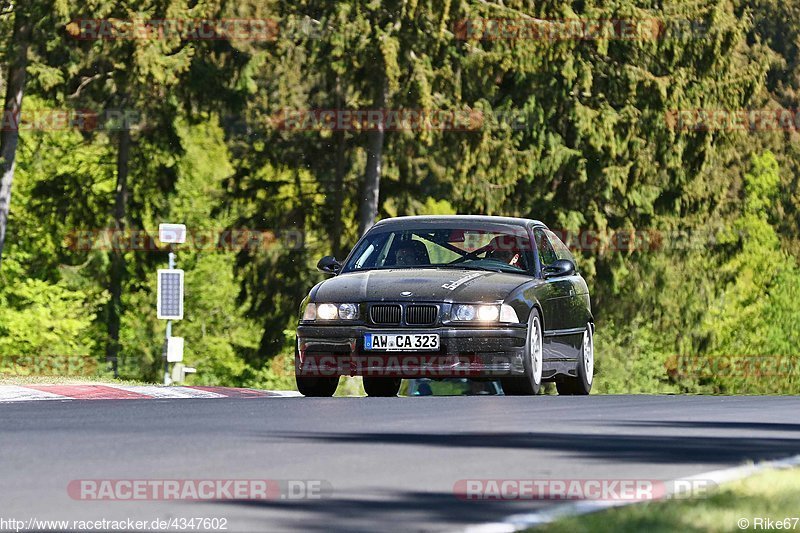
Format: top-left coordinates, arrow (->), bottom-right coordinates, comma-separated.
295,215 -> 594,397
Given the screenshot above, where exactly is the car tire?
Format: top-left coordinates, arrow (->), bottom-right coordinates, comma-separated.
296,376 -> 339,397
556,323 -> 593,396
294,342 -> 339,397
363,377 -> 402,397
501,309 -> 543,396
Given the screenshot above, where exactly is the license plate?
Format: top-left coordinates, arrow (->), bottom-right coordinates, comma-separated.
364,333 -> 440,351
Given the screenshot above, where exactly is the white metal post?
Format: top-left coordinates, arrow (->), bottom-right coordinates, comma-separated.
164,251 -> 175,385
158,223 -> 186,386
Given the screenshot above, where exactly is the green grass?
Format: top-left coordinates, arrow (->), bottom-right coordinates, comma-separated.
0,375 -> 153,386
334,376 -> 366,396
536,467 -> 800,533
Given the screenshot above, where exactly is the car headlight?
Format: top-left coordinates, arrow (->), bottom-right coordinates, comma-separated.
452,304 -> 519,323
317,303 -> 339,320
477,305 -> 500,321
337,303 -> 359,320
453,304 -> 477,321
307,303 -> 359,321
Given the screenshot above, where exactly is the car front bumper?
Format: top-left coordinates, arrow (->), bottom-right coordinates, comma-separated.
296,324 -> 528,378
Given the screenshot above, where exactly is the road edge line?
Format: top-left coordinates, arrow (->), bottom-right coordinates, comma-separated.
460,453 -> 800,533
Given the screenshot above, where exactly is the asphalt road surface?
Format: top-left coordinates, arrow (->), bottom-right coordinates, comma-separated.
2,395 -> 800,532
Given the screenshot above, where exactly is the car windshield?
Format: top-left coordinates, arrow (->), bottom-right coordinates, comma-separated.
342,224 -> 535,274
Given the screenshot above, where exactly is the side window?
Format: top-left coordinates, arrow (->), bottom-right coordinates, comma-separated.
353,243 -> 376,269
545,229 -> 576,265
354,233 -> 393,269
533,228 -> 558,267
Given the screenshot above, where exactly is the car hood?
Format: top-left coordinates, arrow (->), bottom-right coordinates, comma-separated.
312,268 -> 532,303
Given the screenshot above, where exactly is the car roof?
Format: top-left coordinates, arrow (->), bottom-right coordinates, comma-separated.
372,215 -> 546,229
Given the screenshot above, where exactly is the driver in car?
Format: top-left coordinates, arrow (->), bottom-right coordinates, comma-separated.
486,236 -> 525,268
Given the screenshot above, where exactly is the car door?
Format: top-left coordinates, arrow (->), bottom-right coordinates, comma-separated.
544,228 -> 588,332
533,227 -> 585,369
533,227 -> 573,333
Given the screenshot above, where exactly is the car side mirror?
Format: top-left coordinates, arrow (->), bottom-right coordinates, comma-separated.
542,259 -> 575,279
317,255 -> 342,275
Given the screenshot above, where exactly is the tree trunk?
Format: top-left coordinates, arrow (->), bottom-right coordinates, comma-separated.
331,76 -> 346,257
358,76 -> 386,237
0,11 -> 32,268
105,126 -> 131,378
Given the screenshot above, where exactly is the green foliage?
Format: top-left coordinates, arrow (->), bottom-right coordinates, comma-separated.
593,319 -> 676,394
694,152 -> 800,393
0,255 -> 104,377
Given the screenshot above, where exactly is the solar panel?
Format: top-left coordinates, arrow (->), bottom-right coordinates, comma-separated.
157,269 -> 184,320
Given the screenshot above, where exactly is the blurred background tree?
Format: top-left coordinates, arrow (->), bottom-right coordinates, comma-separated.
0,0 -> 798,393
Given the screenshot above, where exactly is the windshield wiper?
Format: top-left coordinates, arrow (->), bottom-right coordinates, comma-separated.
349,264 -> 525,274
436,264 -> 506,273
441,263 -> 532,275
